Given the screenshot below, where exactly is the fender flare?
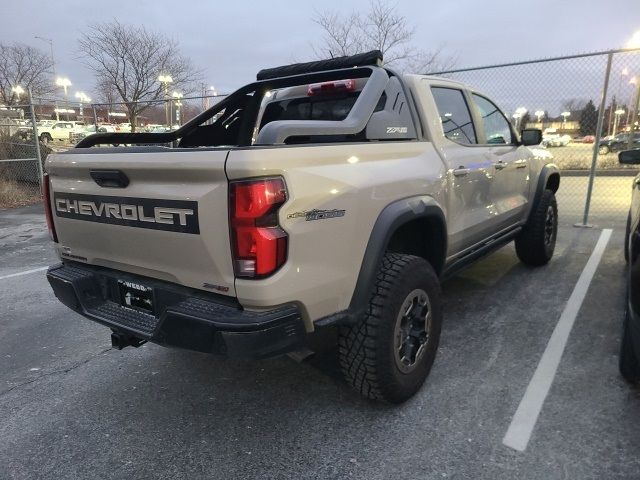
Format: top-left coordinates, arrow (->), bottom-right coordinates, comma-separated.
533,163 -> 560,207
348,195 -> 447,320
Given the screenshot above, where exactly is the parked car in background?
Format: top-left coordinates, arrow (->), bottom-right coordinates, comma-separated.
542,128 -> 571,147
37,121 -> 85,145
71,124 -> 119,144
142,124 -> 164,132
620,148 -> 640,384
600,132 -> 640,155
97,124 -> 117,133
582,135 -> 595,144
37,120 -> 56,128
15,123 -> 33,140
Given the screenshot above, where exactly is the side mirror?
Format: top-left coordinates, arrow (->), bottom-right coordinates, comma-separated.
618,149 -> 640,165
521,128 -> 542,146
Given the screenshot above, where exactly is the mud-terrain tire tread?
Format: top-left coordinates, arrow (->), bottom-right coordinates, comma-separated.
338,253 -> 442,403
515,189 -> 557,266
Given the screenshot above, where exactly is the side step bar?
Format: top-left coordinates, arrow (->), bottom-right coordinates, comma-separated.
441,226 -> 522,281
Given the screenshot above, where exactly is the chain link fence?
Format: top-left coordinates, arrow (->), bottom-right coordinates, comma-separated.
3,51 -> 640,228
0,93 -> 226,209
427,47 -> 640,228
0,99 -> 46,208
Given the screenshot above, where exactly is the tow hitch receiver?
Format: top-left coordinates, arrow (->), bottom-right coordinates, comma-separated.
111,331 -> 146,350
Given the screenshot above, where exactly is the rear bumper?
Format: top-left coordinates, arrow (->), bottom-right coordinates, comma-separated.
46,262 -> 306,359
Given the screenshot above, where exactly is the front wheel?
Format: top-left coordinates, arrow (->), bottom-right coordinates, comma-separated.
599,144 -> 610,155
515,189 -> 558,266
338,253 -> 443,403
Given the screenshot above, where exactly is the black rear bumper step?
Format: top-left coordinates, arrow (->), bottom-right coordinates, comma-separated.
46,263 -> 306,359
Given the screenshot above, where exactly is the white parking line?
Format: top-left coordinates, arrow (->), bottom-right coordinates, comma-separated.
0,266 -> 48,281
502,228 -> 612,452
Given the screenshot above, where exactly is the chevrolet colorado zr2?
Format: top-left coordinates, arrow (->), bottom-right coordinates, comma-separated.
44,51 -> 560,403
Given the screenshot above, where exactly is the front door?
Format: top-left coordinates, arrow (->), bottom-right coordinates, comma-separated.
430,86 -> 496,255
470,93 -> 530,229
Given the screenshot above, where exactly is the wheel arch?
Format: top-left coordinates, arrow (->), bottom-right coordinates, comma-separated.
531,164 -> 560,211
348,196 -> 447,319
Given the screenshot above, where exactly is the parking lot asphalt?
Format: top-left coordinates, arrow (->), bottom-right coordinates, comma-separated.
1,205 -> 639,480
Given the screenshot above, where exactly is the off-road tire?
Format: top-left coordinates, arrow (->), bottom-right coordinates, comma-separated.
338,253 -> 442,403
515,189 -> 558,266
620,304 -> 640,384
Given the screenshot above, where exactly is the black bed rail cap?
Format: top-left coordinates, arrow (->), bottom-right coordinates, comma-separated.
256,50 -> 383,81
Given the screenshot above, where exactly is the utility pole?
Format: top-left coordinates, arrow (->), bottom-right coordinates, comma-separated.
35,36 -> 57,120
627,79 -> 640,150
158,75 -> 173,126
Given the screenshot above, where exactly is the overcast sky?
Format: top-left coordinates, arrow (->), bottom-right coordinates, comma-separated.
2,0 -> 639,110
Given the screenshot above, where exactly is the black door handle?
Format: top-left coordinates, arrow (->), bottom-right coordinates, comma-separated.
90,170 -> 129,188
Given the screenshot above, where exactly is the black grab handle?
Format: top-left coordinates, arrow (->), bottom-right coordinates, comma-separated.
90,170 -> 130,188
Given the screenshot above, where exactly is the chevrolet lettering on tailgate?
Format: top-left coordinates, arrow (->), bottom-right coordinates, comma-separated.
53,193 -> 199,234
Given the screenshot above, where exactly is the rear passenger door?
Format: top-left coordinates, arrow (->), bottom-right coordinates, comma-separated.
470,94 -> 530,229
430,86 -> 496,254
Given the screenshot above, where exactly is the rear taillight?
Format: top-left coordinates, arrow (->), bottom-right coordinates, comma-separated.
42,173 -> 58,243
307,79 -> 356,96
229,177 -> 288,278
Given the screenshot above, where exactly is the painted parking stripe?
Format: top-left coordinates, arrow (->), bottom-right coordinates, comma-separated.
502,228 -> 612,452
0,266 -> 48,281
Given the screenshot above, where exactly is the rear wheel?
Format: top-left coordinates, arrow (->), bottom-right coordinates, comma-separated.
515,189 -> 558,266
338,253 -> 442,403
599,144 -> 610,155
620,304 -> 640,384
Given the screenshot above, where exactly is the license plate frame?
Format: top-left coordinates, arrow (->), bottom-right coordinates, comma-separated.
118,280 -> 155,316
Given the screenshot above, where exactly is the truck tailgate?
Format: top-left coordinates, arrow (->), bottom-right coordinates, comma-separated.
46,148 -> 236,297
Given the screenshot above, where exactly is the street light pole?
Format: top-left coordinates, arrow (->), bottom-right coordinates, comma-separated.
158,75 -> 173,127
35,36 -> 56,79
55,77 -> 71,120
627,78 -> 640,150
35,36 -> 57,120
561,111 -> 570,131
613,109 -> 626,136
75,92 -> 90,121
172,91 -> 183,126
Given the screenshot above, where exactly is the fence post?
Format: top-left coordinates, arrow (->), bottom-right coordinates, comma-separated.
93,105 -> 98,132
579,52 -> 613,227
27,88 -> 44,194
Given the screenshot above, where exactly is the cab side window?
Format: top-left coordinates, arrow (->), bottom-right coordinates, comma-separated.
431,87 -> 477,145
472,94 -> 514,145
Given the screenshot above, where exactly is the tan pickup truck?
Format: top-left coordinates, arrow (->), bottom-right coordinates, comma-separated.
44,51 -> 559,402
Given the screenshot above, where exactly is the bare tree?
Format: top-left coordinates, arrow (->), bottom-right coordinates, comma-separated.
96,77 -> 118,106
0,43 -> 53,104
312,0 -> 454,73
78,21 -> 201,131
562,98 -> 588,113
